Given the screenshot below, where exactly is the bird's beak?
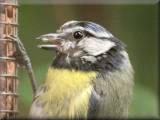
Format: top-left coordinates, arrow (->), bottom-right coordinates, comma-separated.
36,33 -> 63,51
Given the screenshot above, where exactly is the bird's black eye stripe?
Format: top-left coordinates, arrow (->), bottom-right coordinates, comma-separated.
73,31 -> 83,39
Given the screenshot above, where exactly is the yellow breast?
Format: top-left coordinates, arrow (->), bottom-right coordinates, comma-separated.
39,68 -> 97,118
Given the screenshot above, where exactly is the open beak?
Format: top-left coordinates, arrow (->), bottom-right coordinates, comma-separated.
36,33 -> 63,51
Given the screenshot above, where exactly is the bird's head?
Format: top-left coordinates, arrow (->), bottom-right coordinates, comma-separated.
37,20 -> 129,72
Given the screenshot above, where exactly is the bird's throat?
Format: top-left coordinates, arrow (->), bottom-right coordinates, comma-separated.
45,68 -> 97,85
42,68 -> 97,118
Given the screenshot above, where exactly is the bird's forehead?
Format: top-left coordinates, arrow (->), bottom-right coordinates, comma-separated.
60,20 -> 79,30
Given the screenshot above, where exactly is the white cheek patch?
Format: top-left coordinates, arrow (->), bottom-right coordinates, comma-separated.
78,37 -> 115,56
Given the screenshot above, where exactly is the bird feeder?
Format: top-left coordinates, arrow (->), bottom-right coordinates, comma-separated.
0,0 -> 18,118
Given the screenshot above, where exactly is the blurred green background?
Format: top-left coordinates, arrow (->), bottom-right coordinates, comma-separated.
17,4 -> 159,118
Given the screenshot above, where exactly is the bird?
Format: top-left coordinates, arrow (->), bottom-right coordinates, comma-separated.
29,20 -> 134,119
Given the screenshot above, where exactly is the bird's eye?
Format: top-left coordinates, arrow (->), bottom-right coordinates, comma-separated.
73,31 -> 83,39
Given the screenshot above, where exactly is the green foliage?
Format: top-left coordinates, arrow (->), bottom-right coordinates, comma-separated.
129,84 -> 159,118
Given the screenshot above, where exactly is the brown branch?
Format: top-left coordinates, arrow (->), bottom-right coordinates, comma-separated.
8,35 -> 38,96
0,0 -> 18,118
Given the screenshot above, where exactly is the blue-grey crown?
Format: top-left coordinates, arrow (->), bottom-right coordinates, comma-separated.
77,21 -> 113,38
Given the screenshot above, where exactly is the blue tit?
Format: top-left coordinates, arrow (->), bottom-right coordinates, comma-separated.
29,21 -> 134,119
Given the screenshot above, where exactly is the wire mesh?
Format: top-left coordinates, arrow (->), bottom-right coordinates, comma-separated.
0,0 -> 18,118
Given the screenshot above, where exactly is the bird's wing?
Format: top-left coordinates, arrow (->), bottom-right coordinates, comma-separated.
87,88 -> 101,118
